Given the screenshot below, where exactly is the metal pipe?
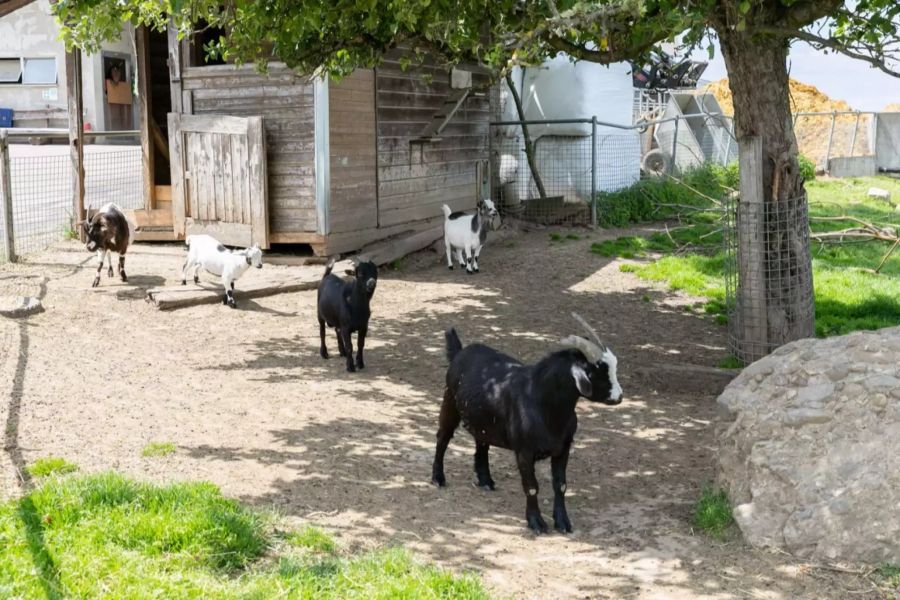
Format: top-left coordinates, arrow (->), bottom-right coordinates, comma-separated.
591,116 -> 597,228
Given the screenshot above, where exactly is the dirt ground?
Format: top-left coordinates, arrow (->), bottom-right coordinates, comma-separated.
0,227 -> 881,599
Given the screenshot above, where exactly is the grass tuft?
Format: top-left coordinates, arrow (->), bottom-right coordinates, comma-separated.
141,442 -> 176,458
875,564 -> 900,589
694,486 -> 734,538
26,457 -> 78,478
0,472 -> 491,598
285,525 -> 337,554
717,355 -> 743,369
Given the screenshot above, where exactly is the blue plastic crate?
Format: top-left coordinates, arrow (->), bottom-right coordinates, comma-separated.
0,108 -> 12,128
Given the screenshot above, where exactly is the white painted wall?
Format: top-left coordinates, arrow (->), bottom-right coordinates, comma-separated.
0,0 -> 135,130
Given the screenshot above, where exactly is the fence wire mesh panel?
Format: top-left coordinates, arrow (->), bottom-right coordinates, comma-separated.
490,120 -> 642,226
4,142 -> 142,257
793,112 -> 874,168
84,146 -> 143,211
724,193 -> 815,363
9,153 -> 72,256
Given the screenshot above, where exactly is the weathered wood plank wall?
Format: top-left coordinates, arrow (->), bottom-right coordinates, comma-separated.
181,65 -> 317,237
375,50 -> 490,228
328,70 -> 378,234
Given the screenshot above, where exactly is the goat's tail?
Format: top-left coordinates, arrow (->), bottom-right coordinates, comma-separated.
445,328 -> 463,363
323,257 -> 336,278
441,204 -> 452,218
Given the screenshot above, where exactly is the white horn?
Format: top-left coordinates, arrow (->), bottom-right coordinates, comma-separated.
571,312 -> 606,351
560,335 -> 604,363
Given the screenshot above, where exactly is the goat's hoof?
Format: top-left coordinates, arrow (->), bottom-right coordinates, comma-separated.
526,513 -> 549,535
553,509 -> 573,533
194,277 -> 199,284
466,270 -> 474,275
474,268 -> 479,273
91,278 -> 100,288
181,280 -> 186,286
320,349 -> 329,359
107,268 -> 114,278
120,273 -> 128,283
228,301 -> 237,309
475,482 -> 495,491
355,360 -> 365,370
431,474 -> 447,487
346,362 -> 356,372
448,265 -> 453,270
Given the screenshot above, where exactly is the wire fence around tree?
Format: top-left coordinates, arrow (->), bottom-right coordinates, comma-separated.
0,131 -> 142,260
724,192 -> 815,363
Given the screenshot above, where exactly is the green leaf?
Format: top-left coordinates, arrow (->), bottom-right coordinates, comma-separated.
739,1 -> 751,14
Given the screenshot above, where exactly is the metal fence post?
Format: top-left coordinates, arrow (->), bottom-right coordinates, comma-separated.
671,116 -> 680,173
0,129 -> 15,263
849,111 -> 860,157
824,111 -> 836,170
591,116 -> 597,228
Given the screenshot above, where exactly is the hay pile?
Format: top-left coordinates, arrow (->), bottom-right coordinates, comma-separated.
703,78 -> 871,163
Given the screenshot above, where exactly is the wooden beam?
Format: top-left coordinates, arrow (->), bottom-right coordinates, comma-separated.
167,20 -> 183,113
146,262 -> 352,310
0,130 -> 16,263
65,48 -> 85,239
0,0 -> 35,19
136,25 -> 155,210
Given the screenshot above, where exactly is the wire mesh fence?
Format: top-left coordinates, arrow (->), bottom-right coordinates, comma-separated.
793,111 -> 875,169
490,114 -> 734,227
1,134 -> 142,260
724,193 -> 815,363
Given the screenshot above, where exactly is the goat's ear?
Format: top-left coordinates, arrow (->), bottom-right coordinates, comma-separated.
571,364 -> 592,398
344,269 -> 355,276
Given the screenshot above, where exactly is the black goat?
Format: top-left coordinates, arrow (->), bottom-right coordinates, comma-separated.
431,313 -> 623,534
317,257 -> 378,372
83,202 -> 133,288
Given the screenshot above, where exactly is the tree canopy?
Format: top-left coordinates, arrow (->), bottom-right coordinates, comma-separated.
54,0 -> 899,82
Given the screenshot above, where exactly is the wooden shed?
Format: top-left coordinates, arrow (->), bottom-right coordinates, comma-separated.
132,26 -> 492,255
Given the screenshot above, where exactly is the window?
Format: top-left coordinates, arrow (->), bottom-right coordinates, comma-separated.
0,58 -> 21,83
0,57 -> 57,85
23,58 -> 56,84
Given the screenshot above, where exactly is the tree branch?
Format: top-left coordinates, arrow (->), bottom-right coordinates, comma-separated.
759,27 -> 900,78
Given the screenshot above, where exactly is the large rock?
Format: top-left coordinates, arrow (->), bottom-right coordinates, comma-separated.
716,327 -> 900,563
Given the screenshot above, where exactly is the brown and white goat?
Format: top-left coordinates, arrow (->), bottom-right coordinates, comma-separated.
83,203 -> 134,288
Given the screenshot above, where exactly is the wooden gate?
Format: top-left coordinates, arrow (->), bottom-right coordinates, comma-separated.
168,113 -> 269,248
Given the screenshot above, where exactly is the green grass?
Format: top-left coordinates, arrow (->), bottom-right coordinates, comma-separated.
141,442 -> 177,458
598,175 -> 900,344
26,457 -> 78,478
0,472 -> 491,599
548,232 -> 563,242
875,564 -> 900,590
717,355 -> 743,369
693,486 -> 734,538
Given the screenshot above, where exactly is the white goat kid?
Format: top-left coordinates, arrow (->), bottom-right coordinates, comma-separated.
441,198 -> 499,274
180,234 -> 263,308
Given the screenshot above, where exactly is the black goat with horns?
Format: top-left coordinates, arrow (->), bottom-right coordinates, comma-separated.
431,313 -> 624,534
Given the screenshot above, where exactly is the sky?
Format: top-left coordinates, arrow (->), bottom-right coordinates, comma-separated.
691,41 -> 900,112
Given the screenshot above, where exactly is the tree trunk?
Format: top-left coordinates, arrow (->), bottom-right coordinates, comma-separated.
717,27 -> 815,360
505,72 -> 547,199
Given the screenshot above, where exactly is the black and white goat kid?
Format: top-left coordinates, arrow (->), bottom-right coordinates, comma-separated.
431,313 -> 623,534
83,202 -> 135,288
441,198 -> 499,273
180,234 -> 263,308
317,257 -> 378,372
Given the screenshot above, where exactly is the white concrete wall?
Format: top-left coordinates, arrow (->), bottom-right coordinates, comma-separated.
0,0 -> 134,130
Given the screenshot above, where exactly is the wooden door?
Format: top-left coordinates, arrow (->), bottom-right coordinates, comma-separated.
168,113 -> 269,247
